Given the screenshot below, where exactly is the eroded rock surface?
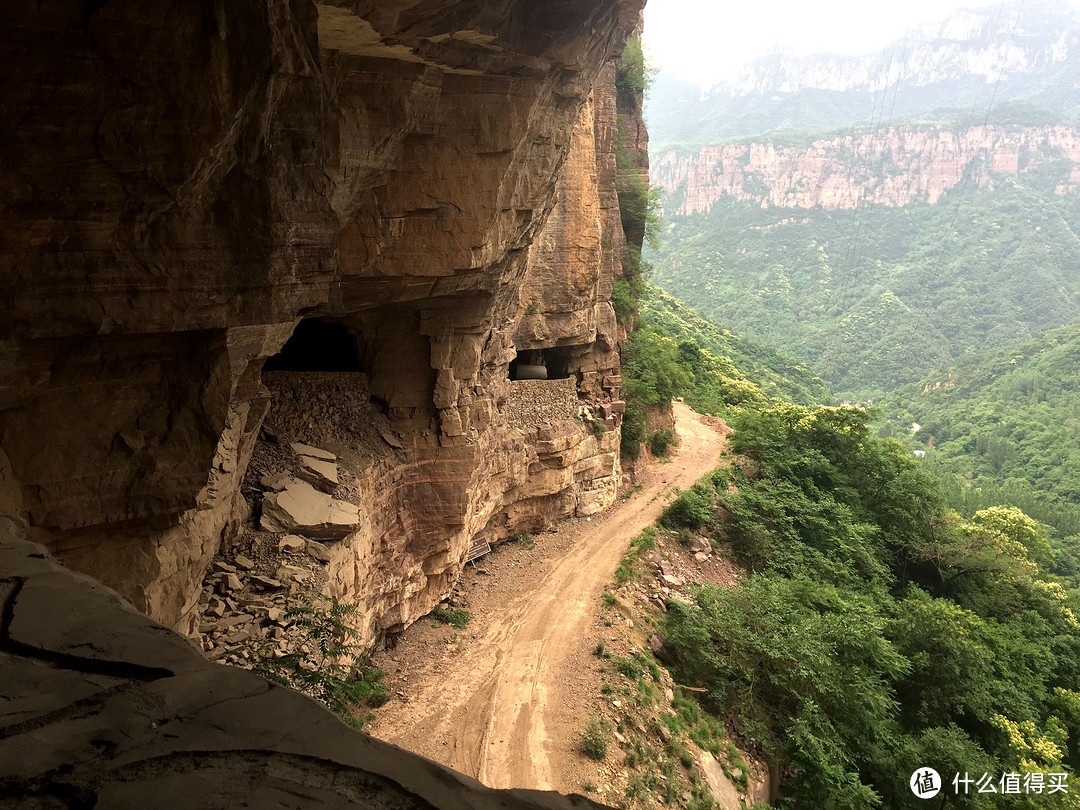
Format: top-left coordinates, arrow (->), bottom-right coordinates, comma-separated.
653,125 -> 1080,215
0,0 -> 645,640
0,516 -> 608,809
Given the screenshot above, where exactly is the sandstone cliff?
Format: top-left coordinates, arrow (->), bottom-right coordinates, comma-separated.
0,0 -> 644,652
653,124 -> 1080,215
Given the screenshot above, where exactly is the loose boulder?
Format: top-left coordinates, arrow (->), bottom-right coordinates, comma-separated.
260,479 -> 361,540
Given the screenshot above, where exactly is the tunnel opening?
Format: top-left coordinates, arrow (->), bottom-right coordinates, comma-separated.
263,318 -> 364,372
508,346 -> 576,381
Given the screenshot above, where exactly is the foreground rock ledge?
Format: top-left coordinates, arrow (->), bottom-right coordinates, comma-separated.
0,516 -> 606,810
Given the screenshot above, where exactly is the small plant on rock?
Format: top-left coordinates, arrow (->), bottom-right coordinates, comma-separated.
251,595 -> 387,729
510,531 -> 536,550
582,716 -> 611,761
430,606 -> 472,629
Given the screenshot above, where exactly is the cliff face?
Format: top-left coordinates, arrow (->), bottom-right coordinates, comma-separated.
653,125 -> 1080,215
0,0 -> 644,643
0,517 -> 607,809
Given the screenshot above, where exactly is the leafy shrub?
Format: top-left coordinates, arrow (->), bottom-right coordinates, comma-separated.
660,482 -> 715,531
614,527 -> 658,583
625,771 -> 654,804
614,654 -> 645,679
611,277 -> 639,327
636,676 -> 657,707
429,606 -> 471,629
510,531 -> 535,550
615,38 -> 654,102
664,577 -> 908,807
613,249 -> 650,328
582,716 -> 610,761
620,326 -> 693,460
649,427 -> 677,456
620,401 -> 647,460
662,759 -> 680,803
251,596 -> 388,729
617,174 -> 664,251
623,326 -> 692,408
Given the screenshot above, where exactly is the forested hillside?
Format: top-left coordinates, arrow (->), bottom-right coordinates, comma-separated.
880,323 -> 1080,544
659,403 -> 1080,807
630,1 -> 1080,805
648,175 -> 1080,395
639,286 -> 831,405
618,269 -> 1080,805
644,0 -> 1080,398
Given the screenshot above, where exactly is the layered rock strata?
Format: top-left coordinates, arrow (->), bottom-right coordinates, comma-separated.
0,1 -> 644,644
654,125 -> 1080,215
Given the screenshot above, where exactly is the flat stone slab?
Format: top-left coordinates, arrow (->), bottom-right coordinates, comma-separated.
698,751 -> 744,810
297,455 -> 340,491
306,540 -> 332,562
259,472 -> 290,491
290,441 -> 336,462
379,428 -> 405,450
260,479 -> 360,540
278,534 -> 307,554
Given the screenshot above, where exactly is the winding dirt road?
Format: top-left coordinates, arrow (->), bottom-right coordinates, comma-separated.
367,403 -> 726,791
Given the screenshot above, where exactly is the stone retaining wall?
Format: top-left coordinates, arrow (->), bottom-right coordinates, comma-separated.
506,378 -> 579,429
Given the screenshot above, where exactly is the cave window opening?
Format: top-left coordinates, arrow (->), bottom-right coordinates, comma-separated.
263,318 -> 364,373
508,347 -> 573,380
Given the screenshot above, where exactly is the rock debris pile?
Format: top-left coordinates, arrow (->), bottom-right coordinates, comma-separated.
194,529 -> 334,666
194,432 -> 358,668
643,531 -> 718,612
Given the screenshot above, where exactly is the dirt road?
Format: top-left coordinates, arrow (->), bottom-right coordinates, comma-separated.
366,403 -> 727,791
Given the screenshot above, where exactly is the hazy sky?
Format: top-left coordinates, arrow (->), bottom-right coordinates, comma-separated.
643,0 -> 1080,88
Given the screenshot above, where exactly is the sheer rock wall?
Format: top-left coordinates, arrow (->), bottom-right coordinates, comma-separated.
0,0 -> 643,640
653,124 -> 1080,215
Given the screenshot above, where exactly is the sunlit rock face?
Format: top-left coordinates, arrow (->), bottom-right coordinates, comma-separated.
653,125 -> 1080,215
0,0 -> 644,639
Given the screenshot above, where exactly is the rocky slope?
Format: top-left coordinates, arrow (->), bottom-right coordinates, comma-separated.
652,124 -> 1080,215
0,516 -> 608,809
0,0 -> 644,654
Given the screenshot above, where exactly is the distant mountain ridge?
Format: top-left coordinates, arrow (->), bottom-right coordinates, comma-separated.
653,123 -> 1080,215
644,0 -> 1080,395
646,0 -> 1080,148
720,1 -> 1078,97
